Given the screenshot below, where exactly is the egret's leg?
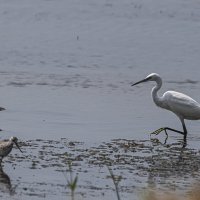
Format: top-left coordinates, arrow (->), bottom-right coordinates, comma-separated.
165,127 -> 186,134
180,119 -> 187,147
151,119 -> 187,137
180,119 -> 187,137
151,127 -> 185,135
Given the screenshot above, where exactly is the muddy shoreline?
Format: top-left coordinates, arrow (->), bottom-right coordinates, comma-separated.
0,138 -> 199,199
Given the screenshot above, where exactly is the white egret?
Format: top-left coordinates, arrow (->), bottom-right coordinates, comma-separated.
132,73 -> 200,141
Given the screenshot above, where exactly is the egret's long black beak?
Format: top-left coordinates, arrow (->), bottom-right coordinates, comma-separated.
14,141 -> 23,153
131,77 -> 150,86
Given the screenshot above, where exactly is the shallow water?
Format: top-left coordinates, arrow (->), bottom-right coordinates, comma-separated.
0,0 -> 200,199
1,138 -> 200,200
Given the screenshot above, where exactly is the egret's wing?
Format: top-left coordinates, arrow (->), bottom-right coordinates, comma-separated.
163,91 -> 200,119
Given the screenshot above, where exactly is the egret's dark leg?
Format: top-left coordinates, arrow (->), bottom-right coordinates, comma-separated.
180,119 -> 187,140
151,127 -> 184,136
151,119 -> 188,139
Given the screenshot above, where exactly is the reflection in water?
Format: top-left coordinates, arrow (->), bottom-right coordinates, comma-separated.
147,139 -> 200,192
150,128 -> 187,148
0,165 -> 15,195
150,135 -> 187,148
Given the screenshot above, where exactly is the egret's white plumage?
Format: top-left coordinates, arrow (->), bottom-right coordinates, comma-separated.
132,73 -> 200,140
162,91 -> 200,120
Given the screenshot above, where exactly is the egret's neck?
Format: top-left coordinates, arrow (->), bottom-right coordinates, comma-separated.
151,77 -> 163,107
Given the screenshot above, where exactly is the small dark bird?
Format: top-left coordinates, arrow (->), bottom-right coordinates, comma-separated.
0,137 -> 22,163
0,107 -> 5,111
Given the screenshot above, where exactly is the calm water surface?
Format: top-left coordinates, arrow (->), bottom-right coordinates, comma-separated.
0,0 -> 200,199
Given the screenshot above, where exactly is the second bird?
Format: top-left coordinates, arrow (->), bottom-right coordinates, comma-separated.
0,137 -> 23,163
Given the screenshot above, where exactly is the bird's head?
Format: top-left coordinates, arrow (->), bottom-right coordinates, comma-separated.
10,136 -> 23,153
131,73 -> 160,86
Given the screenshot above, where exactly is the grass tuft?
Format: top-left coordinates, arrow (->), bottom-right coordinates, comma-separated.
106,165 -> 122,200
66,161 -> 78,200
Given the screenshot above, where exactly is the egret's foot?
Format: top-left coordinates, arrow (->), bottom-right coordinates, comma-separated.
150,127 -> 169,144
150,127 -> 166,136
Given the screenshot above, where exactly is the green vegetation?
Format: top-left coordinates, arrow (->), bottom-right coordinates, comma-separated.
66,161 -> 78,200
